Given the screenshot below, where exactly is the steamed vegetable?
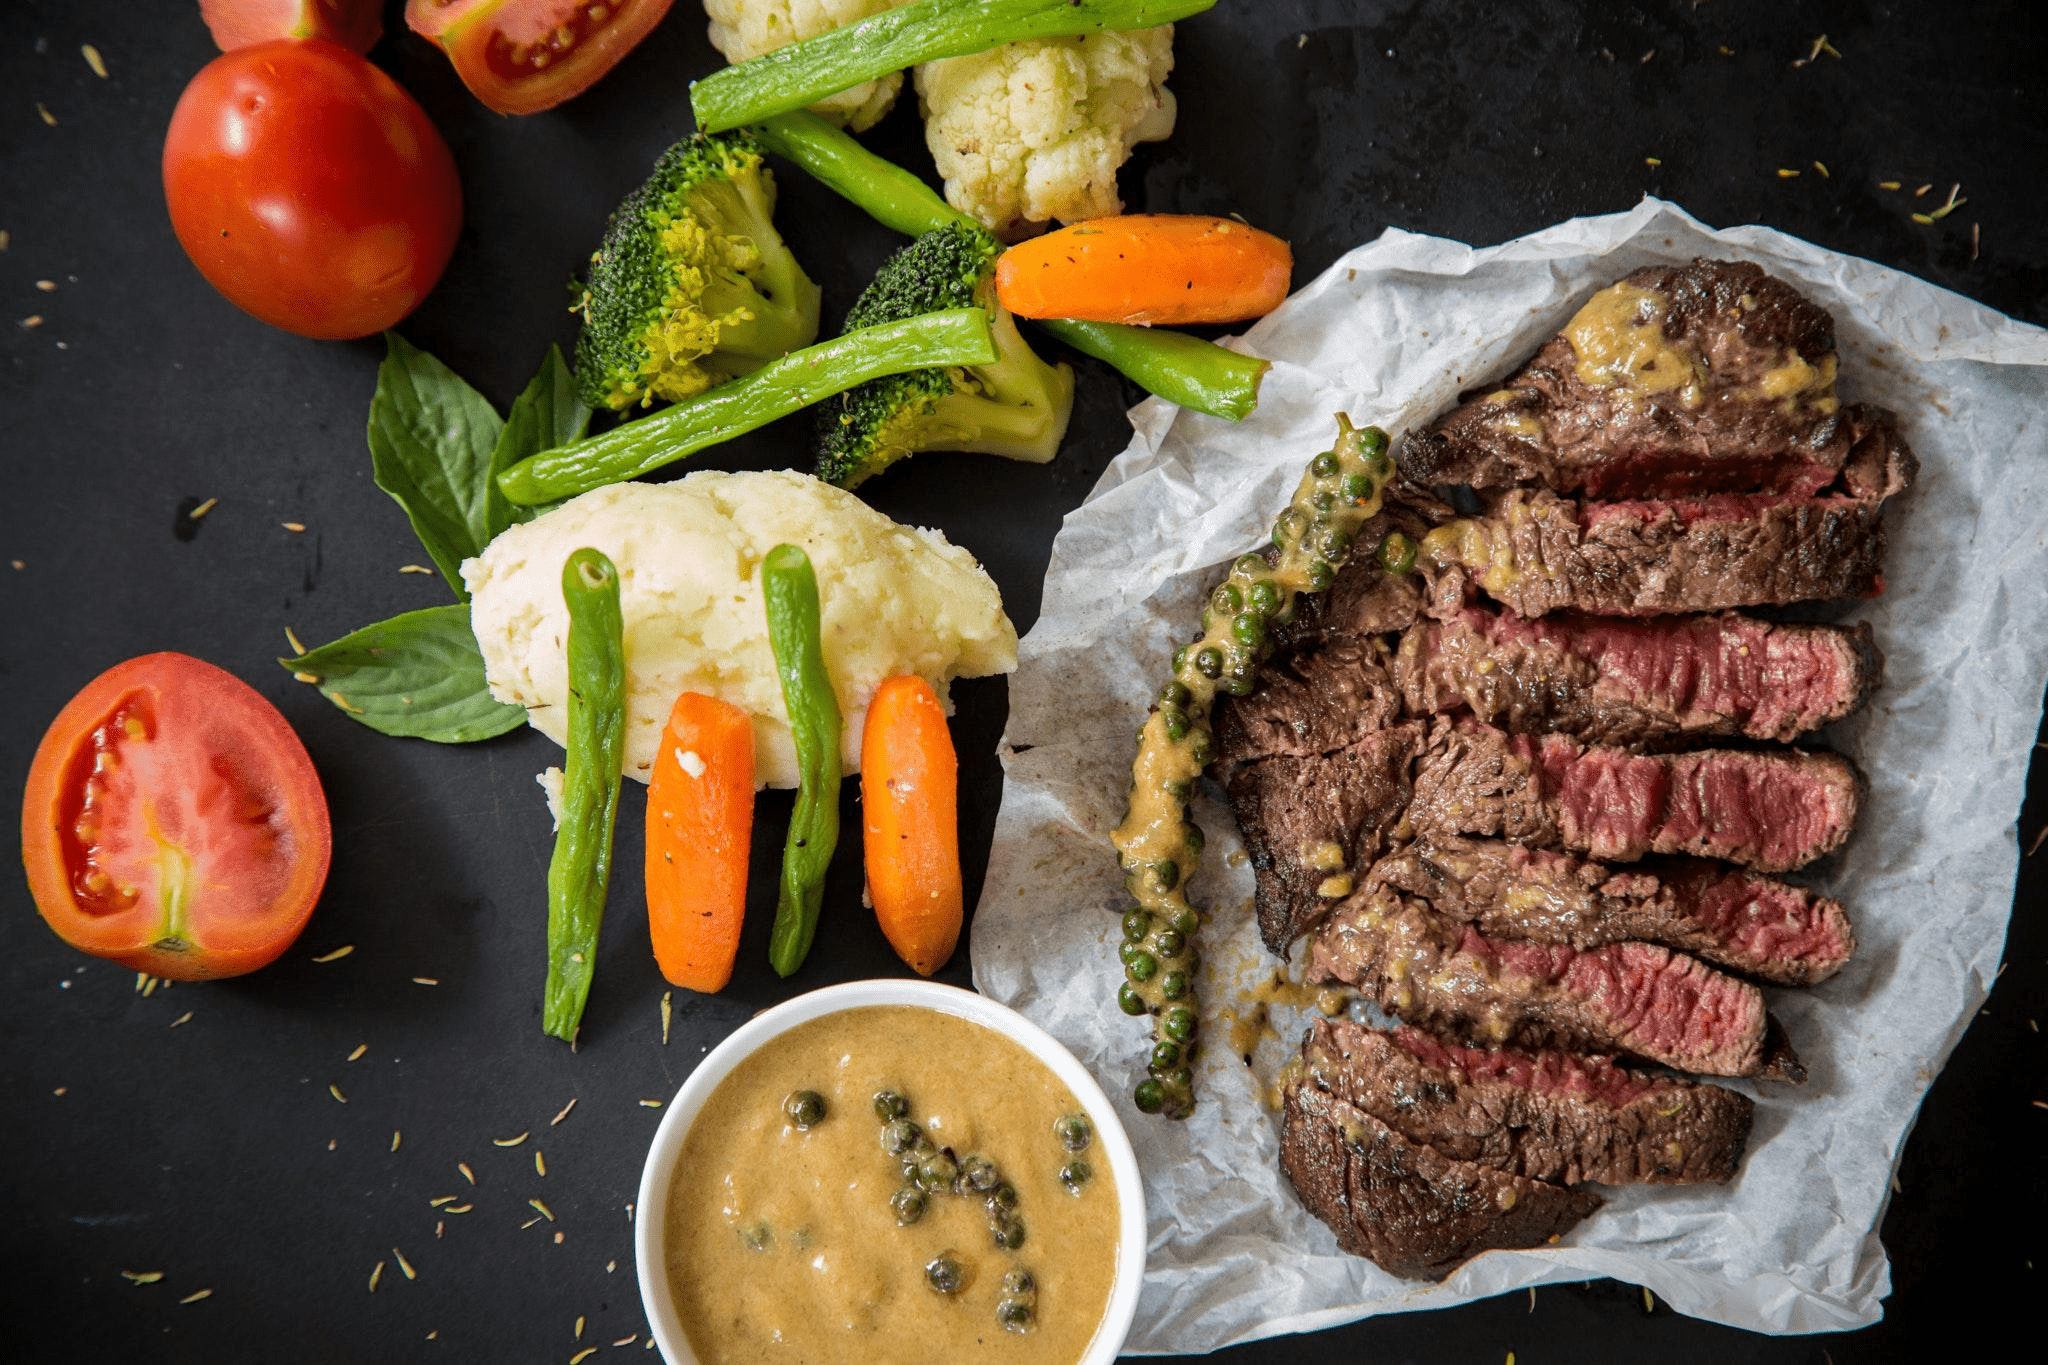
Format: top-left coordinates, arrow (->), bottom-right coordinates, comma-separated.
497,309 -> 997,505
861,675 -> 964,976
646,691 -> 756,992
689,0 -> 1216,134
816,221 -> 1073,488
995,215 -> 1294,325
542,548 -> 626,1042
762,545 -> 843,977
574,130 -> 820,411
702,0 -> 916,132
752,110 -> 1269,421
1108,418 -> 1394,1117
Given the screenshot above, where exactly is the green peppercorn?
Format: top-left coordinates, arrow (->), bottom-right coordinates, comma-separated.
1378,531 -> 1417,574
1155,928 -> 1185,957
1125,950 -> 1158,983
1117,982 -> 1147,1016
916,1149 -> 960,1191
1059,1159 -> 1093,1194
1210,583 -> 1243,614
1160,970 -> 1189,1001
1183,822 -> 1205,855
1305,559 -> 1335,591
739,1221 -> 772,1253
925,1255 -> 964,1294
1188,731 -> 1214,767
1232,611 -> 1267,649
1133,1079 -> 1165,1114
1160,680 -> 1191,707
1150,1040 -> 1181,1070
1311,490 -> 1336,515
1234,553 -> 1267,576
987,1182 -> 1018,1211
890,1185 -> 928,1225
881,1119 -> 920,1155
997,1298 -> 1035,1332
1311,450 -> 1340,478
873,1089 -> 909,1122
1194,646 -> 1223,678
1319,526 -> 1353,559
1273,508 -> 1309,545
1002,1269 -> 1036,1296
1171,645 -> 1189,673
1162,1005 -> 1197,1041
1149,860 -> 1179,894
1170,907 -> 1199,937
1221,669 -> 1256,697
1053,1113 -> 1093,1152
993,1215 -> 1026,1251
1122,909 -> 1151,941
783,1090 -> 826,1129
958,1154 -> 1000,1193
1341,472 -> 1371,502
1162,712 -> 1189,742
1246,578 -> 1281,615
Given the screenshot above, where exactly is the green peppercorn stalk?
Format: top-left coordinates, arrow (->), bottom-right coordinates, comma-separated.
1107,417 -> 1396,1118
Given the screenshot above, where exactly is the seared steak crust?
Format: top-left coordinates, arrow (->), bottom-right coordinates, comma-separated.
1302,1018 -> 1755,1185
1401,260 -> 1849,500
1280,1081 -> 1603,1282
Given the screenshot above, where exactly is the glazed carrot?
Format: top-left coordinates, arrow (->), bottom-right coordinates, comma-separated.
994,215 -> 1293,327
861,675 -> 963,977
646,692 -> 756,992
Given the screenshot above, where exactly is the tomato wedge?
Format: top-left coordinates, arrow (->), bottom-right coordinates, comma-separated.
405,0 -> 675,115
21,654 -> 332,980
199,0 -> 384,54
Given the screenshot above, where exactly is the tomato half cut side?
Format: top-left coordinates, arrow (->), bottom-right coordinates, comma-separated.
21,653 -> 332,980
406,0 -> 675,115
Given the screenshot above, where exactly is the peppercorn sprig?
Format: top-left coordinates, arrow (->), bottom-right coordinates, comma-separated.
1107,417 -> 1395,1118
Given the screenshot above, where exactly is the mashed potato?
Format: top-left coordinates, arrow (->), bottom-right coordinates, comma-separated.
462,472 -> 1016,789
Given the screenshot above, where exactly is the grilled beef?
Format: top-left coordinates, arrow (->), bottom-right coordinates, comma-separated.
1301,1018 -> 1755,1185
1280,1081 -> 1603,1282
1401,260 -> 1851,500
1307,886 -> 1803,1080
1393,607 -> 1879,747
1369,838 -> 1854,986
1406,720 -> 1859,872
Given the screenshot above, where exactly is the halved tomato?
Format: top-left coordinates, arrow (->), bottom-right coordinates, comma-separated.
200,0 -> 384,54
21,654 -> 332,980
406,0 -> 675,115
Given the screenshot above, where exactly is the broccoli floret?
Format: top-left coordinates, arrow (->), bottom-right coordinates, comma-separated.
816,221 -> 1073,489
574,130 -> 821,412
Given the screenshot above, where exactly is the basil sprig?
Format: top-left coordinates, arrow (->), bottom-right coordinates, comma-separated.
285,342 -> 590,743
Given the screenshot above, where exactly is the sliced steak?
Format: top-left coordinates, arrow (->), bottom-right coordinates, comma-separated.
1306,886 -> 1803,1080
1224,723 -> 1420,951
1393,606 -> 1879,746
1301,1017 -> 1754,1185
1215,636 -> 1404,774
1369,838 -> 1855,986
1407,720 -> 1859,872
1280,1080 -> 1603,1282
1401,260 -> 1850,500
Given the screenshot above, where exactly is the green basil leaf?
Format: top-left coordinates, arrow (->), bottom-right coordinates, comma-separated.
493,344 -> 593,526
283,604 -> 526,743
368,333 -> 509,599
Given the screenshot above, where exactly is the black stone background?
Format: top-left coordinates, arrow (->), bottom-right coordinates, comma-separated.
2,2 -> 2043,1361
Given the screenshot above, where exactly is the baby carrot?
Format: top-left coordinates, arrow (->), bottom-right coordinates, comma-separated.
861,676 -> 962,977
646,692 -> 756,993
994,215 -> 1293,327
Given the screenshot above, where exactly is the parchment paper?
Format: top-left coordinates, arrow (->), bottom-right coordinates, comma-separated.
970,198 -> 2048,1348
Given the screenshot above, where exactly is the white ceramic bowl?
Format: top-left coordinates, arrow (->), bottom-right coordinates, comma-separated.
635,979 -> 1148,1365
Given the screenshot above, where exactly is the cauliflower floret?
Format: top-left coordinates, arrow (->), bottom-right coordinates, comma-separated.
703,0 -> 916,132
915,27 -> 1178,240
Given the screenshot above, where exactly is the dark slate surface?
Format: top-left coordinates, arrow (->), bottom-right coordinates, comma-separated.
2,1 -> 2043,1360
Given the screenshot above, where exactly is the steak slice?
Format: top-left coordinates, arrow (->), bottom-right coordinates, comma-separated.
1301,1017 -> 1755,1185
1401,260 -> 1850,500
1224,723 -> 1420,951
1407,720 -> 1859,872
1369,838 -> 1855,986
1393,606 -> 1879,747
1306,886 -> 1803,1080
1280,1081 -> 1602,1282
1215,636 -> 1404,774
1417,485 -> 1893,617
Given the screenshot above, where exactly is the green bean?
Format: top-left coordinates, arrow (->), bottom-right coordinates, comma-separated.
691,0 -> 1218,134
1034,319 -> 1269,422
496,310 -> 996,505
763,544 -> 843,977
541,548 -> 625,1043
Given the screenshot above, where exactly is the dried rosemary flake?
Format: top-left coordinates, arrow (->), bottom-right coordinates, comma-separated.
2034,1099 -> 2048,1111
1926,186 -> 1966,221
1528,1287 -> 1536,1312
170,1012 -> 192,1028
413,976 -> 440,986
21,314 -> 44,328
553,1231 -> 564,1244
1914,183 -> 1933,197
282,521 -> 306,532
494,1132 -> 529,1147
329,1084 -> 348,1104
571,1350 -> 597,1364
179,1289 -> 212,1304
1813,161 -> 1829,178
1642,1286 -> 1655,1313
347,1044 -> 367,1062
521,1217 -> 542,1230
134,972 -> 149,992
458,1162 -> 476,1184
294,671 -> 320,684
391,1130 -> 402,1153
1911,213 -> 1935,225
82,44 -> 108,78
1879,180 -> 1901,190
551,1097 -> 577,1126
435,1221 -> 445,1238
121,1271 -> 164,1284
530,1199 -> 555,1222
285,627 -> 307,657
35,279 -> 55,291
638,1098 -> 662,1109
430,1196 -> 458,1208
606,1261 -> 617,1273
399,564 -> 434,575
311,945 -> 354,963
327,1138 -> 337,1151
188,498 -> 218,520
535,1150 -> 547,1177
1971,222 -> 1981,261
1776,168 -> 1800,179
661,991 -> 672,1045
427,1330 -> 439,1339
369,1261 -> 384,1292
36,103 -> 56,126
575,1315 -> 587,1339
624,1202 -> 635,1222
1644,156 -> 1661,167
445,1204 -> 472,1214
613,1336 -> 638,1347
394,1248 -> 416,1280
53,1086 -> 67,1096
142,976 -> 159,998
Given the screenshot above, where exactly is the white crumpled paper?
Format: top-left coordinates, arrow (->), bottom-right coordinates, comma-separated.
969,198 -> 2048,1348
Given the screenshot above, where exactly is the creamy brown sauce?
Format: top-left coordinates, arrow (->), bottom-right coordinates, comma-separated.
1564,282 -> 1708,408
665,1007 -> 1120,1364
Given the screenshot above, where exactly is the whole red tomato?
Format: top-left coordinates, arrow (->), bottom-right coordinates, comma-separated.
21,654 -> 333,981
162,39 -> 463,340
407,0 -> 674,115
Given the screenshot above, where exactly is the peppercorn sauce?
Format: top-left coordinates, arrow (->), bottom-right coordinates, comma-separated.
665,1006 -> 1120,1363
